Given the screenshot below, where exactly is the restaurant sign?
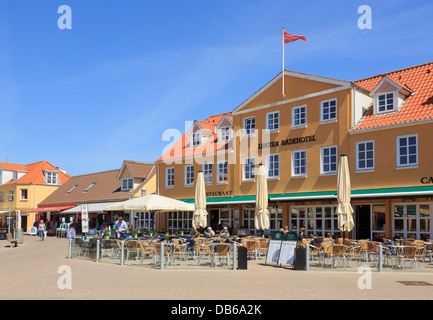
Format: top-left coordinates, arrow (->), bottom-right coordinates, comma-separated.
259,135 -> 316,150
206,190 -> 233,197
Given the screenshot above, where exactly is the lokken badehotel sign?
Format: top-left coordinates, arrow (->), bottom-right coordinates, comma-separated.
258,135 -> 317,150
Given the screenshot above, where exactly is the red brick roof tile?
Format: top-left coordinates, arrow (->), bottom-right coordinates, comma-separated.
353,62 -> 433,130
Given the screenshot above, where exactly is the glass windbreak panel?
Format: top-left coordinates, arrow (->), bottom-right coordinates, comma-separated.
372,204 -> 386,231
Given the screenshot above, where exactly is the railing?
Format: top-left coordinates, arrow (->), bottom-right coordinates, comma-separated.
306,240 -> 433,272
68,237 -> 243,270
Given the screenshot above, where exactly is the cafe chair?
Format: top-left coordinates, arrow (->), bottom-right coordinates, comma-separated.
329,244 -> 347,270
195,243 -> 212,266
138,242 -> 155,265
398,246 -> 418,271
213,243 -> 231,268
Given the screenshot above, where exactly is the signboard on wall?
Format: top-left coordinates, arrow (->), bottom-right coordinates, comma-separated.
81,205 -> 89,233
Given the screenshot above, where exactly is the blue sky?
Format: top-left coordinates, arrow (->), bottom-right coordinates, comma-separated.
1,0 -> 432,176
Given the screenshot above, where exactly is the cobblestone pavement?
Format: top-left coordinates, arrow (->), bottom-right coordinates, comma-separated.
1,235 -> 433,301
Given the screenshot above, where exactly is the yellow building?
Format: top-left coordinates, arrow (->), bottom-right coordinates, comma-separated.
156,62 -> 433,241
0,161 -> 70,232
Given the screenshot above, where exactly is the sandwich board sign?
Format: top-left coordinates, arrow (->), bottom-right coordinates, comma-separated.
278,240 -> 297,265
265,231 -> 298,267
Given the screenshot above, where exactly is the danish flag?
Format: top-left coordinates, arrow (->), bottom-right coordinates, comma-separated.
283,30 -> 307,44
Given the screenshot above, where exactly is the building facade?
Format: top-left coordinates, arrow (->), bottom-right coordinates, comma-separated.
0,161 -> 71,232
156,62 -> 433,241
35,160 -> 157,234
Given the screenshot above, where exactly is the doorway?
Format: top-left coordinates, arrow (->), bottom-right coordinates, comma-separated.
209,210 -> 219,231
355,205 -> 371,240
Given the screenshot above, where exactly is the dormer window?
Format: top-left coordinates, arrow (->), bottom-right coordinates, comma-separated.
121,177 -> 133,191
192,132 -> 202,147
218,127 -> 232,143
376,92 -> 396,114
45,171 -> 59,185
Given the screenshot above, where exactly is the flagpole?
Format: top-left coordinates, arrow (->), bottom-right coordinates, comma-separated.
282,27 -> 285,100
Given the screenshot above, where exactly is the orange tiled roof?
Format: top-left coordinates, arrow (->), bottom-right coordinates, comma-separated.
1,160 -> 70,185
156,112 -> 233,162
353,61 -> 433,130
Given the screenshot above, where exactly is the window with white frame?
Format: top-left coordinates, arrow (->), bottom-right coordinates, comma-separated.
266,111 -> 279,132
217,160 -> 228,184
218,127 -> 232,143
243,206 -> 282,235
291,205 -> 338,237
267,153 -> 279,178
20,189 -> 28,201
45,171 -> 58,185
168,211 -> 193,232
396,134 -> 418,167
12,172 -> 18,181
9,190 -> 14,201
292,105 -> 307,127
376,92 -> 396,113
292,150 -> 307,177
394,204 -> 431,240
243,157 -> 255,181
184,165 -> 194,186
321,98 -> 337,122
321,146 -> 338,174
192,132 -> 202,147
121,178 -> 133,191
203,163 -> 213,185
166,167 -> 174,188
356,140 -> 375,171
243,117 -> 255,136
134,211 -> 155,231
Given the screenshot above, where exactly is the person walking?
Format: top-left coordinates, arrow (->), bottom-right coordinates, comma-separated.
38,220 -> 46,241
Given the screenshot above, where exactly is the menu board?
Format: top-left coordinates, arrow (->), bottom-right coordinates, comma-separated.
278,240 -> 297,265
265,239 -> 282,264
81,205 -> 89,233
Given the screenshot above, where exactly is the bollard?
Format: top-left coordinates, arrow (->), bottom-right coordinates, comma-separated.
233,242 -> 237,270
68,238 -> 72,259
306,244 -> 310,271
378,244 -> 383,272
160,242 -> 165,270
121,240 -> 125,265
96,239 -> 100,262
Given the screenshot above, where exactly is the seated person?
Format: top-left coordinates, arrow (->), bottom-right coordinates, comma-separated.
206,227 -> 215,236
219,226 -> 229,237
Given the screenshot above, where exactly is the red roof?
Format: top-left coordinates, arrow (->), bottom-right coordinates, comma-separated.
353,62 -> 433,130
156,112 -> 233,162
0,160 -> 70,185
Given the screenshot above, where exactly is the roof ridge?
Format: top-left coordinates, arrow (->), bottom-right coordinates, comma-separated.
71,169 -> 120,178
355,61 -> 433,83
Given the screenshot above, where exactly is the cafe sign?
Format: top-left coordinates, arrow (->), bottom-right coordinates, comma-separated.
421,177 -> 433,184
259,135 -> 316,150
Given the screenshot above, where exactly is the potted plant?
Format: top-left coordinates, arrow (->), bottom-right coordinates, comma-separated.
294,243 -> 307,270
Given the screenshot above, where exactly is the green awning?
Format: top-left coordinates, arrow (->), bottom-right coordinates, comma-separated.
177,185 -> 433,205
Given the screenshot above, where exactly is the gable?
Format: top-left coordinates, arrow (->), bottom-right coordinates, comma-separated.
233,71 -> 350,115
